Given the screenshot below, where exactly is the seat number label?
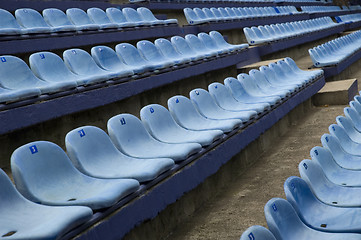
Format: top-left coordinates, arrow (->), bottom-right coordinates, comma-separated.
78,129 -> 85,137
29,145 -> 38,154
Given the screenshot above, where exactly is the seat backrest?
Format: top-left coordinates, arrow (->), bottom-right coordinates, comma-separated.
210,7 -> 223,19
336,115 -> 359,137
183,8 -> 199,24
237,73 -> 261,95
328,123 -> 355,149
189,88 -> 218,113
224,77 -> 249,100
202,8 -> 216,19
65,126 -> 126,173
310,146 -> 340,180
91,45 -> 126,71
122,8 -> 143,22
87,7 -> 113,24
167,95 -> 204,126
29,51 -> 79,82
66,8 -> 94,25
15,8 -> 50,28
137,40 -> 164,62
0,55 -> 44,90
0,8 -> 22,29
106,7 -> 128,24
171,36 -> 195,55
240,225 -> 276,240
350,100 -> 361,115
0,168 -> 28,209
137,7 -> 158,21
115,43 -> 148,66
208,82 -> 234,105
185,34 -> 209,52
259,66 -> 278,84
11,141 -> 82,201
154,38 -> 182,59
194,8 -> 208,20
43,8 -> 74,27
198,32 -> 218,50
209,31 -> 228,46
344,107 -> 361,129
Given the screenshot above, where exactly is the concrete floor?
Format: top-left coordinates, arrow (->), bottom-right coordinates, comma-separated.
166,105 -> 346,240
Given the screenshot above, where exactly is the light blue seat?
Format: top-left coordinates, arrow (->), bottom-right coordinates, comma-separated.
345,105 -> 361,132
284,57 -> 323,80
168,95 -> 242,133
208,82 -> 269,114
91,45 -> 138,75
190,88 -> 257,123
29,51 -> 94,86
105,7 -> 136,28
66,8 -> 99,31
259,65 -> 301,91
0,168 -> 93,240
185,34 -> 218,58
115,43 -> 163,72
240,225 -> 276,240
171,36 -> 205,61
321,133 -> 361,170
268,62 -> 308,87
194,8 -> 215,23
87,7 -> 120,29
202,8 -> 218,21
0,86 -> 40,103
15,8 -> 52,34
0,55 -> 76,94
336,115 -> 361,144
299,159 -> 361,207
198,32 -> 228,55
209,31 -> 249,52
154,38 -> 192,64
138,7 -> 178,25
122,8 -> 151,26
285,176 -> 361,233
351,100 -> 361,117
265,198 -> 361,240
65,126 -> 174,182
224,77 -> 276,106
184,8 -> 209,25
136,40 -> 175,69
210,7 -> 229,21
107,114 -> 202,162
329,123 -> 361,155
63,48 -> 124,82
310,146 -> 361,186
42,8 -> 77,32
0,9 -> 26,35
140,104 -> 223,146
11,141 -> 139,210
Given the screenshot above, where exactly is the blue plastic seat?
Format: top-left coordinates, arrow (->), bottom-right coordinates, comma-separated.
268,62 -> 308,87
65,126 -> 174,182
336,115 -> 361,144
209,31 -> 249,52
184,8 -> 209,25
184,34 -> 218,58
0,168 -> 93,240
107,114 -> 202,162
11,141 -> 140,210
0,55 -> 76,94
87,8 -> 120,29
240,225 -> 276,240
0,9 -> 26,35
208,82 -> 269,114
63,48 -> 124,82
310,146 -> 361,186
42,8 -> 77,32
91,45 -> 138,76
265,198 -> 361,240
171,36 -> 205,61
259,65 -> 301,91
168,95 -> 242,133
243,27 -> 267,45
115,43 -> 163,72
140,104 -> 223,146
194,8 -> 215,23
0,86 -> 40,103
299,159 -> 361,207
284,57 -> 323,80
29,51 -> 97,86
138,7 -> 177,25
136,40 -> 175,69
345,106 -> 361,132
202,8 -> 218,21
210,7 -> 230,21
329,123 -> 361,155
190,88 -> 257,123
154,38 -> 192,64
285,176 -> 361,233
66,8 -> 99,31
15,8 -> 53,34
122,8 -> 151,26
198,32 -> 228,55
105,7 -> 136,28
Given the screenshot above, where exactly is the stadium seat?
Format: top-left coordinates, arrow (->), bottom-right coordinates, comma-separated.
259,65 -> 301,91
171,36 -> 205,61
15,8 -> 53,34
137,7 -> 178,25
42,8 -> 77,32
105,7 -> 136,28
0,168 -> 93,240
209,31 -> 249,52
284,57 -> 323,80
185,34 -> 218,58
63,48 -> 125,81
208,82 -> 270,114
194,8 -> 215,23
272,61 -> 311,85
350,100 -> 361,116
155,38 -> 192,64
197,32 -> 228,55
184,8 -> 209,25
265,198 -> 361,239
122,8 -> 151,26
240,225 -> 276,240
0,55 -> 76,94
168,95 -> 242,133
284,176 -> 361,233
140,104 -> 223,146
107,113 -> 202,162
321,133 -> 361,170
66,8 -> 99,31
11,141 -> 140,210
0,86 -> 40,104
336,115 -> 361,144
0,9 -> 27,35
329,124 -> 361,155
344,106 -> 361,132
310,146 -> 361,186
87,8 -> 120,29
65,126 -> 174,182
136,40 -> 175,69
29,51 -> 98,86
91,46 -> 138,75
299,159 -> 361,207
115,43 -> 163,72
189,88 -> 257,123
